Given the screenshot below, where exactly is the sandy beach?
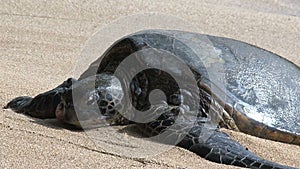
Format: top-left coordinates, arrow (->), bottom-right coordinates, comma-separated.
1,0 -> 300,168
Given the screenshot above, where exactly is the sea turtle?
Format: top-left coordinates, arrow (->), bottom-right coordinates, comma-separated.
4,30 -> 300,168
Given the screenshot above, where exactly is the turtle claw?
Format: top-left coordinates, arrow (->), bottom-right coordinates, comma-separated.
4,96 -> 33,113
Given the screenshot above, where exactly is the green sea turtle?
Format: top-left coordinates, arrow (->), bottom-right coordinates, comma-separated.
4,30 -> 300,168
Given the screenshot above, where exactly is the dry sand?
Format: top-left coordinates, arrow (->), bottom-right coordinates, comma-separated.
1,0 -> 300,168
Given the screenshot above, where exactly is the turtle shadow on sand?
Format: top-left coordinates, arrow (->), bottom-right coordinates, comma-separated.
33,118 -> 83,131
8,108 -> 143,135
4,30 -> 300,169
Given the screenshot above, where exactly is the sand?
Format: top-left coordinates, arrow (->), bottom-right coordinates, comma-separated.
1,0 -> 299,168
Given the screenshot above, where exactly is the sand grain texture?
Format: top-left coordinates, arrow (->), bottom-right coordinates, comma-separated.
1,1 -> 300,168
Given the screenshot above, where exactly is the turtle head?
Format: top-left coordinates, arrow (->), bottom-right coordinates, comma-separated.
55,73 -> 124,128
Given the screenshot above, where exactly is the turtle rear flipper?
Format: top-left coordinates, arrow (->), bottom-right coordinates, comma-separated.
4,78 -> 76,119
179,130 -> 295,169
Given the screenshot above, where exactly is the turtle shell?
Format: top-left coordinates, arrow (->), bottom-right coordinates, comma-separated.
79,30 -> 300,145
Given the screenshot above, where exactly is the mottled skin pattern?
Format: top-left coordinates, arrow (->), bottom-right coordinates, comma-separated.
4,30 -> 300,169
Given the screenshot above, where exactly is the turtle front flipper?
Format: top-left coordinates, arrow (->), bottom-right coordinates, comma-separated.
4,96 -> 33,113
4,78 -> 76,119
179,129 -> 296,169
